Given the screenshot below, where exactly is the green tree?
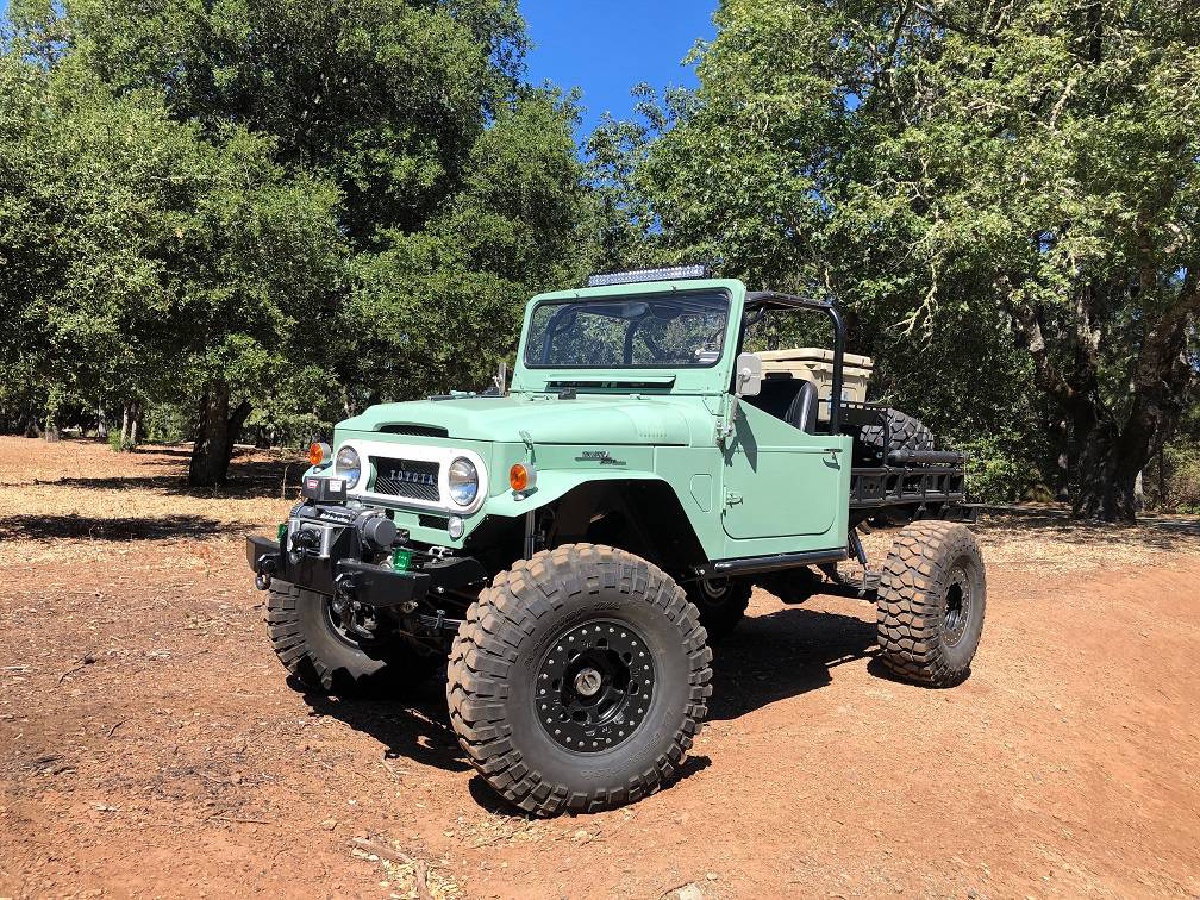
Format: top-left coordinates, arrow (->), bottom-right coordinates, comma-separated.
0,31 -> 345,480
70,0 -> 525,241
621,0 -> 1200,520
336,89 -> 596,407
50,0 -> 594,485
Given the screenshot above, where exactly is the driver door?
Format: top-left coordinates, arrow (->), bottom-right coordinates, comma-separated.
720,403 -> 843,541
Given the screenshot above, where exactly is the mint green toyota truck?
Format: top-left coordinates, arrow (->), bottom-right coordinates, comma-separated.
246,267 -> 984,815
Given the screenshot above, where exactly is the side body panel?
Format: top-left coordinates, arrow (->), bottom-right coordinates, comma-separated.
721,404 -> 843,539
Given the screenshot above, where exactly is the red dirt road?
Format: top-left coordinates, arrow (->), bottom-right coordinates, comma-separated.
1,439 -> 1199,899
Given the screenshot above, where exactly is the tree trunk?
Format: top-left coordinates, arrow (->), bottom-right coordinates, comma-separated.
129,402 -> 140,449
1158,447 -> 1166,507
1007,276 -> 1197,524
1067,288 -> 1194,522
121,405 -> 132,449
188,386 -> 251,488
1072,417 -> 1139,522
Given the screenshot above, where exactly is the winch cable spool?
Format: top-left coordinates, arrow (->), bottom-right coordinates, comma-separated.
357,514 -> 397,553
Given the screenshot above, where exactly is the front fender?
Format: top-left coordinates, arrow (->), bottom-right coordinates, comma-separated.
482,469 -> 667,518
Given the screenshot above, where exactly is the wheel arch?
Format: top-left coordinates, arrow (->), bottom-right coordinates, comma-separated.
484,471 -> 708,578
548,478 -> 708,578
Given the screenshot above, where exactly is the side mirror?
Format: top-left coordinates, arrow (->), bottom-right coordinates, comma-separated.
734,352 -> 763,397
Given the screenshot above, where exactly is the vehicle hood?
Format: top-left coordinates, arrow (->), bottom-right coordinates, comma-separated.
339,395 -> 696,445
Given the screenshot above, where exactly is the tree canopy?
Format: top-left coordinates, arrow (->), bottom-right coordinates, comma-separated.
596,0 -> 1200,520
1,0 -> 596,484
2,0 -> 1197,517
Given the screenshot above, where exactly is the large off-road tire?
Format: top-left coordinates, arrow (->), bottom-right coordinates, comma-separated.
266,581 -> 440,693
685,577 -> 752,640
447,544 -> 713,816
859,409 -> 934,461
875,521 -> 986,687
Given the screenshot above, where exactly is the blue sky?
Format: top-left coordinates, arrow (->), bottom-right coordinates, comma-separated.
521,1 -> 717,139
0,0 -> 716,138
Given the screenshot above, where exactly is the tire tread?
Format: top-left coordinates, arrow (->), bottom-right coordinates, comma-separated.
875,521 -> 986,687
446,543 -> 712,816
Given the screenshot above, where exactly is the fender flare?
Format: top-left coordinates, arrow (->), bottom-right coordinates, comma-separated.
483,469 -> 667,519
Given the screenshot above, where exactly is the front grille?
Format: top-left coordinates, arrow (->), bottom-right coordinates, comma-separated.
372,458 -> 440,502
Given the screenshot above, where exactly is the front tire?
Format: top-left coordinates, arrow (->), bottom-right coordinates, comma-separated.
266,581 -> 440,693
446,544 -> 713,816
875,522 -> 987,686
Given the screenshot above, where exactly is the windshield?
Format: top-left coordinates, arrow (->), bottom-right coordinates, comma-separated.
525,291 -> 730,369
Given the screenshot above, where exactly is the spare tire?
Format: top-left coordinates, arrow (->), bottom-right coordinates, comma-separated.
858,409 -> 934,464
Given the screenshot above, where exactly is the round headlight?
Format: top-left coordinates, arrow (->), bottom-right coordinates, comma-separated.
334,446 -> 362,489
447,457 -> 478,507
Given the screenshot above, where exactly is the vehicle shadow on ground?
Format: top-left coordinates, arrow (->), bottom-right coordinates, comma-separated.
706,604 -> 878,721
8,457 -> 303,500
304,673 -> 717,815
301,605 -> 875,816
304,677 -> 717,812
0,513 -> 229,541
300,676 -> 472,774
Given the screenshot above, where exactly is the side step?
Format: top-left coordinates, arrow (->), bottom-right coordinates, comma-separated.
697,548 -> 848,580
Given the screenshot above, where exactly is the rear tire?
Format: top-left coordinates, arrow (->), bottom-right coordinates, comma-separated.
446,544 -> 712,816
875,522 -> 986,686
266,581 -> 440,693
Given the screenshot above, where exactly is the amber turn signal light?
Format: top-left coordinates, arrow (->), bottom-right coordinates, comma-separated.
308,442 -> 330,468
510,463 -> 529,492
510,462 -> 537,492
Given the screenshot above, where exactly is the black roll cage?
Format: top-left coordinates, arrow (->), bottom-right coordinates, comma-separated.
743,292 -> 847,436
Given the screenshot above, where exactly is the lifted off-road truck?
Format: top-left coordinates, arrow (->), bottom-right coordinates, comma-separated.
247,267 -> 985,815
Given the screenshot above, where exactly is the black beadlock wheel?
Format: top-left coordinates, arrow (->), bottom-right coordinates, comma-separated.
536,619 -> 656,752
685,577 -> 752,640
446,544 -> 713,816
875,521 -> 987,687
266,581 -> 441,693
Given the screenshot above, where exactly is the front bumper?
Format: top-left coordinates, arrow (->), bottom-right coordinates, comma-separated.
246,535 -> 431,608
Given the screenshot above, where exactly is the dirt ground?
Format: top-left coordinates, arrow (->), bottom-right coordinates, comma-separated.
2,437 -> 1200,900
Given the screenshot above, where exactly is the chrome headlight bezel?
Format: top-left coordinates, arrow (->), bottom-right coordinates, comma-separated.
332,440 -> 488,515
447,457 -> 479,507
334,445 -> 362,489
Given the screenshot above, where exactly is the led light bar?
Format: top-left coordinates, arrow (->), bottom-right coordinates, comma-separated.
587,265 -> 711,288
